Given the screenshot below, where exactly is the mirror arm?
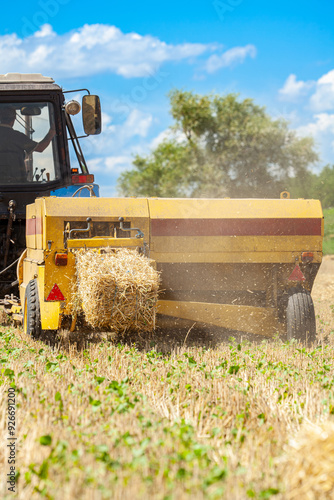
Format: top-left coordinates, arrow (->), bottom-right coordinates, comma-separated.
63,88 -> 91,95
65,112 -> 89,174
67,134 -> 89,140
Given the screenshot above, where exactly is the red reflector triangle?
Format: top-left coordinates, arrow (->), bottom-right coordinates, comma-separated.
46,283 -> 65,301
288,265 -> 305,282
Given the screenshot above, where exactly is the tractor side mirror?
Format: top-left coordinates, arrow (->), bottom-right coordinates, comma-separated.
82,95 -> 102,135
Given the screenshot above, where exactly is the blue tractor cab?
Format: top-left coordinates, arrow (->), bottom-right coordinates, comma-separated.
0,73 -> 102,295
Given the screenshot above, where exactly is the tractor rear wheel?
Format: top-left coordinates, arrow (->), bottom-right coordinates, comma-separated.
24,279 -> 41,339
286,289 -> 316,344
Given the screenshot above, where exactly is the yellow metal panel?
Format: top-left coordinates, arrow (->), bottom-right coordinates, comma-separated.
158,300 -> 281,336
148,198 -> 323,220
46,217 -> 66,250
36,198 -> 44,250
44,250 -> 75,305
17,249 -> 27,286
151,235 -> 323,254
22,258 -> 38,284
26,248 -> 44,262
38,266 -> 61,330
26,235 -> 36,250
151,251 -> 322,264
19,282 -> 27,315
31,197 -> 151,250
67,237 -> 144,249
40,196 -> 150,218
20,257 -> 59,330
26,204 -> 36,249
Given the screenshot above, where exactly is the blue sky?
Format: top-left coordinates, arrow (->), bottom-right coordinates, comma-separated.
1,0 -> 334,195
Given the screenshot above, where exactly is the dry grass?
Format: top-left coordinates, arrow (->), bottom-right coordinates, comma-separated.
1,326 -> 334,500
0,307 -> 10,325
73,249 -> 160,333
282,422 -> 334,499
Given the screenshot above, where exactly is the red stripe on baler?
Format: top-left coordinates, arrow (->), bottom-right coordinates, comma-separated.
26,218 -> 36,235
151,218 -> 322,237
26,217 -> 42,235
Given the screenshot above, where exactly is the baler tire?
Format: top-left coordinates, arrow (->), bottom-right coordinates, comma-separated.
286,289 -> 316,345
24,279 -> 41,339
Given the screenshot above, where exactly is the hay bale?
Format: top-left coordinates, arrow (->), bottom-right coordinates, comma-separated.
284,422 -> 334,499
74,248 -> 160,333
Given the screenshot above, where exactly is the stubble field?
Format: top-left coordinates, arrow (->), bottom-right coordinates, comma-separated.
1,258 -> 334,499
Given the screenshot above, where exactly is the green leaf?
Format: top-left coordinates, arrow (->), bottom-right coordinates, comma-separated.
39,435 -> 52,446
89,396 -> 101,406
228,365 -> 240,375
259,488 -> 280,498
95,376 -> 106,385
4,368 -> 14,379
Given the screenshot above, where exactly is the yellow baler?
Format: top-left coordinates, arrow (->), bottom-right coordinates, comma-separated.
19,195 -> 323,342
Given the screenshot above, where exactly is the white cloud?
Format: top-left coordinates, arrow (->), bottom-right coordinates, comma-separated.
296,113 -> 334,163
28,44 -> 54,66
297,113 -> 334,137
87,154 -> 134,197
105,156 -> 133,174
278,69 -> 334,114
124,109 -> 152,138
0,23 -> 213,79
310,69 -> 334,111
34,24 -> 55,38
149,128 -> 186,150
205,44 -> 256,74
149,129 -> 172,150
88,155 -> 132,174
296,113 -> 334,160
279,74 -> 314,101
99,184 -> 118,197
90,109 -> 152,149
81,108 -> 153,172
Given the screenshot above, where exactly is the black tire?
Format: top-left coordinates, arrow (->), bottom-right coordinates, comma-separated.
24,279 -> 41,339
286,289 -> 316,344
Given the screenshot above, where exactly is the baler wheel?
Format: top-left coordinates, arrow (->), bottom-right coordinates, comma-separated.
24,279 -> 41,339
286,289 -> 316,344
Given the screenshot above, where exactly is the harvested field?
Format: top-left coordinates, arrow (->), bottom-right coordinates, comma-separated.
0,259 -> 334,499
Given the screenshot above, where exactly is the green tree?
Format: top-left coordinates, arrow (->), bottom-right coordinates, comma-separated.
287,165 -> 334,209
315,166 -> 334,208
118,90 -> 318,198
118,141 -> 194,197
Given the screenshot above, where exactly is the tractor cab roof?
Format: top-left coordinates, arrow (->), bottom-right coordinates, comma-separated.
0,73 -> 61,92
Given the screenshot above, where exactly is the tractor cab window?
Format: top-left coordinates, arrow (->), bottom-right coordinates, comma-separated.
0,102 -> 61,184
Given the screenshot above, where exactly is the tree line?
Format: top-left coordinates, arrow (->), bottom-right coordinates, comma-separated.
117,89 -> 334,208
